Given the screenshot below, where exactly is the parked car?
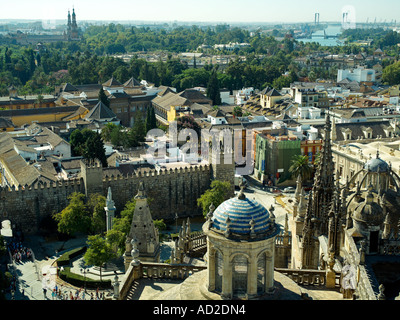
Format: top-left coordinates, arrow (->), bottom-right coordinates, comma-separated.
283,187 -> 295,193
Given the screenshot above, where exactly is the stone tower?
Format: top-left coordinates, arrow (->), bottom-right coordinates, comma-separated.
71,8 -> 78,39
125,181 -> 160,264
67,10 -> 71,33
208,130 -> 235,197
80,159 -> 103,197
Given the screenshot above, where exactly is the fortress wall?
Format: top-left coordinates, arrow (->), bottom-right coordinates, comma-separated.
103,165 -> 212,221
0,179 -> 84,233
0,164 -> 212,234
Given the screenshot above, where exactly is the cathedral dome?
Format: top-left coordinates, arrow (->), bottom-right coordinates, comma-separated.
211,191 -> 276,238
352,191 -> 385,227
364,155 -> 390,173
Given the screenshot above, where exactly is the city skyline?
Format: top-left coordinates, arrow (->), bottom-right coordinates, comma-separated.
1,0 -> 399,24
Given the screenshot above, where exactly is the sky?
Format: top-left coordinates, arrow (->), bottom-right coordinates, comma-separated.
1,0 -> 400,24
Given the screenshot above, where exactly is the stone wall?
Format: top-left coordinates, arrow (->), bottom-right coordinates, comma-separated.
104,165 -> 212,220
0,162 -> 213,234
0,179 -> 85,233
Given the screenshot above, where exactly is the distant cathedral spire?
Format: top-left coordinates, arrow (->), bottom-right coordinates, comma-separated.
66,8 -> 79,40
67,10 -> 71,29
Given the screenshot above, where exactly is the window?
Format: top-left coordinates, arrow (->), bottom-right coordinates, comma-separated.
215,251 -> 223,293
232,254 -> 248,296
257,253 -> 266,294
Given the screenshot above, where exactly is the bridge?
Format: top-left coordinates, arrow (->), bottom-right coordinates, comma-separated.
312,30 -> 338,39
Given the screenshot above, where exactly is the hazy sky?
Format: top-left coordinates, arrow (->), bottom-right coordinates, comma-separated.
2,0 -> 400,23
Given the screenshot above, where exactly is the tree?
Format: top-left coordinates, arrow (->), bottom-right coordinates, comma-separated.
176,115 -> 201,140
382,61 -> 400,85
87,194 -> 107,235
207,69 -> 221,106
53,192 -> 91,235
106,198 -> 136,255
288,154 -> 312,182
98,88 -> 110,108
233,106 -> 243,117
69,129 -> 85,156
197,180 -> 232,217
101,122 -> 119,142
128,112 -> 146,147
71,129 -> 107,167
145,106 -> 157,133
84,235 -> 115,281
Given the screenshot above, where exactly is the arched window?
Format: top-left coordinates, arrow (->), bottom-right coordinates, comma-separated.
215,250 -> 223,293
257,252 -> 266,294
232,254 -> 248,297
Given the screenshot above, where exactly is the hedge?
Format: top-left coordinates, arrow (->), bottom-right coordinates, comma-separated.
57,246 -> 87,267
59,267 -> 111,289
56,246 -> 111,289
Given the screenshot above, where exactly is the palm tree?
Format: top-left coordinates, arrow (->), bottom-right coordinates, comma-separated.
289,154 -> 312,182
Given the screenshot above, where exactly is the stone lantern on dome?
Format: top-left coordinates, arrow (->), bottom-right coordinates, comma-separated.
202,186 -> 281,299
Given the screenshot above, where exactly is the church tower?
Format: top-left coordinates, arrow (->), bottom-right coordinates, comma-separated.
66,8 -> 79,40
208,130 -> 235,198
71,8 -> 79,39
67,10 -> 71,31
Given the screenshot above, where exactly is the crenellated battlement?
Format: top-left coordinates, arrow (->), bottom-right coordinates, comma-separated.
102,164 -> 211,182
0,159 -> 222,234
0,177 -> 83,193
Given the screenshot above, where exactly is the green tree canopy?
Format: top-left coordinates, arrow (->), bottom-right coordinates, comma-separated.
84,235 -> 115,281
98,88 -> 110,108
70,129 -> 107,167
207,69 -> 221,106
288,154 -> 312,182
87,194 -> 107,235
53,192 -> 92,235
106,198 -> 136,255
382,61 -> 400,85
197,180 -> 232,217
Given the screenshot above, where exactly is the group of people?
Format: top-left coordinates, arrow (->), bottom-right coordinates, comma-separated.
45,285 -> 106,300
7,239 -> 32,264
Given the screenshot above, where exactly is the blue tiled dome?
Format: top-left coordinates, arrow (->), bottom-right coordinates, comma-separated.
364,157 -> 389,173
212,196 -> 273,236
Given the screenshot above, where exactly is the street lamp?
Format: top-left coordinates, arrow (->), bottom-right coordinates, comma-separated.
80,267 -> 87,293
175,212 -> 179,233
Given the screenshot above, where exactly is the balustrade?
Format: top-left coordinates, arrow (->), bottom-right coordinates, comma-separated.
274,268 -> 341,287
141,262 -> 207,280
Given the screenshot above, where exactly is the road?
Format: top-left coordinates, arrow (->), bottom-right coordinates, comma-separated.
241,177 -> 295,229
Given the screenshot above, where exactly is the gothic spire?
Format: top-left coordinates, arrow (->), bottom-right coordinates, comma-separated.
311,111 -> 335,235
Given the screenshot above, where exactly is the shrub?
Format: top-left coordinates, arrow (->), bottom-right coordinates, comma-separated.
57,246 -> 87,267
59,267 -> 111,289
